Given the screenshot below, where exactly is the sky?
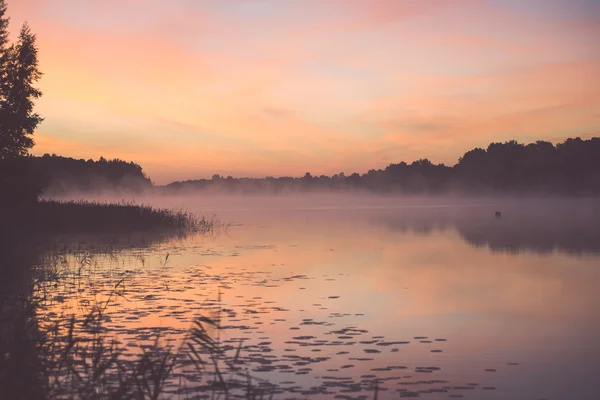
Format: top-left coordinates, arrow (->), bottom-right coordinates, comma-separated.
8,0 -> 600,184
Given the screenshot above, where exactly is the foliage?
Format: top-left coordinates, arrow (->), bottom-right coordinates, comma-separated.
166,137 -> 600,195
0,1 -> 45,206
0,20 -> 43,159
32,154 -> 153,195
0,0 -> 10,98
455,137 -> 600,193
1,199 -> 219,235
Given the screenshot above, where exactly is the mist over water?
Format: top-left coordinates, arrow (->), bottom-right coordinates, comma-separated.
33,193 -> 600,399
49,192 -> 600,254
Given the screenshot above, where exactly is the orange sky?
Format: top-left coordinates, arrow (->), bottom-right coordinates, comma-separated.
8,0 -> 600,183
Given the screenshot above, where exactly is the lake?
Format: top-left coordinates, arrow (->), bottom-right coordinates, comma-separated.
34,195 -> 600,399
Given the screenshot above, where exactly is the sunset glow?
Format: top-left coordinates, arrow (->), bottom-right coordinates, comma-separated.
10,0 -> 600,183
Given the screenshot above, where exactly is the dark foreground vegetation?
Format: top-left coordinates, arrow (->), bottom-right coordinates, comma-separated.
167,137 -> 600,195
21,200 -> 214,235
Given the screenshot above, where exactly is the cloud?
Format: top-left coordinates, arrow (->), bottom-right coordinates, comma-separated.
9,0 -> 600,182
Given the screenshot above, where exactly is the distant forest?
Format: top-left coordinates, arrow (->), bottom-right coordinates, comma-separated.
165,137 -> 600,195
29,137 -> 600,196
33,154 -> 152,195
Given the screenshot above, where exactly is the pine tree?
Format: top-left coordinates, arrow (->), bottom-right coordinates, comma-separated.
0,0 -> 10,101
0,12 -> 45,207
0,22 -> 43,159
0,0 -> 8,51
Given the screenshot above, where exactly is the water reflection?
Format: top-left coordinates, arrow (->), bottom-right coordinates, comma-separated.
3,199 -> 600,399
374,204 -> 600,254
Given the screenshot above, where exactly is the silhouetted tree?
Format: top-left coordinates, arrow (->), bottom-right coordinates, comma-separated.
0,22 -> 43,159
0,0 -> 10,98
0,4 -> 45,208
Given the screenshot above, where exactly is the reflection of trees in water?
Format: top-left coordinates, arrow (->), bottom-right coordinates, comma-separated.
375,203 -> 600,255
456,218 -> 600,255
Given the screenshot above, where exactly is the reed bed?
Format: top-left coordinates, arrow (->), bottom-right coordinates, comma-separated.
23,200 -> 220,235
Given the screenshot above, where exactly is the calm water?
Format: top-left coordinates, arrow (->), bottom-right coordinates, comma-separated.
37,195 -> 600,399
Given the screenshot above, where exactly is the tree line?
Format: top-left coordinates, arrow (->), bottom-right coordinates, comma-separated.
166,137 -> 600,195
26,137 -> 600,196
32,154 -> 153,195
